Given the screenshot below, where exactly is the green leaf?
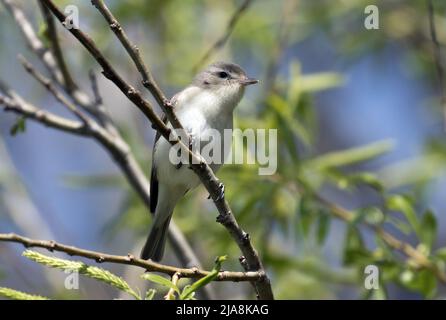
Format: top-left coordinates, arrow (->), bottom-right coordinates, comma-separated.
419,210 -> 437,250
0,287 -> 49,300
180,256 -> 227,300
267,94 -> 312,146
145,289 -> 156,300
141,274 -> 180,294
10,116 -> 27,136
435,247 -> 446,261
299,72 -> 345,93
386,195 -> 420,238
343,226 -> 370,265
310,140 -> 394,170
400,269 -> 437,298
316,214 -> 331,245
23,250 -> 140,299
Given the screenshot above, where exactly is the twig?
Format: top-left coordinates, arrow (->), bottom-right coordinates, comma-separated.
281,178 -> 446,283
38,1 -> 78,93
193,0 -> 253,71
18,55 -> 89,124
90,0 -> 183,133
427,0 -> 446,129
0,92 -> 87,135
0,233 -> 264,282
88,71 -> 103,106
1,0 -> 208,288
40,0 -> 274,299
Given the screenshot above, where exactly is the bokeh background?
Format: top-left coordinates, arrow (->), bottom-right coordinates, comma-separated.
1,0 -> 446,299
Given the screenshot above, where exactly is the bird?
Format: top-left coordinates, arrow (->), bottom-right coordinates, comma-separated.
141,61 -> 258,261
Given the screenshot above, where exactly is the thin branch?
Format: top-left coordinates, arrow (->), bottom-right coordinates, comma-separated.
0,0 -> 63,85
193,0 -> 253,71
38,1 -> 78,93
90,0 -> 183,133
2,0 -> 208,287
88,71 -> 103,106
0,233 -> 263,282
18,55 -> 89,124
282,179 -> 446,283
40,0 -> 274,299
427,0 -> 446,129
0,92 -> 87,135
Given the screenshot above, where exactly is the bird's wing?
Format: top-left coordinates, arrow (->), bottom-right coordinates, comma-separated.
150,93 -> 181,213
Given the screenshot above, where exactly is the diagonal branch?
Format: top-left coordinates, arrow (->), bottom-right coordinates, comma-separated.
18,55 -> 89,124
282,178 -> 446,283
37,1 -> 78,93
0,92 -> 87,135
1,0 -> 209,289
90,0 -> 183,132
39,0 -> 273,299
0,233 -> 264,282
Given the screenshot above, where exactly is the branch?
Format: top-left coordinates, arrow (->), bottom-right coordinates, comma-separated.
193,0 -> 253,71
283,179 -> 446,284
90,0 -> 183,133
427,0 -> 446,129
39,0 -> 274,299
0,233 -> 263,282
38,1 -> 77,93
0,91 -> 87,135
1,0 -> 209,290
18,55 -> 89,124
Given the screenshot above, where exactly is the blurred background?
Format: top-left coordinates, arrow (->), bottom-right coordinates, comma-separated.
1,0 -> 446,299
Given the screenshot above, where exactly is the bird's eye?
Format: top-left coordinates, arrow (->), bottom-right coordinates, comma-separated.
218,71 -> 229,79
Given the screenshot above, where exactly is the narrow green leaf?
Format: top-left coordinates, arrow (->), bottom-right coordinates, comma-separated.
0,287 -> 49,300
386,195 -> 420,238
419,210 -> 437,250
10,116 -> 27,136
145,289 -> 156,300
23,250 -> 140,299
180,256 -> 227,300
316,214 -> 331,245
141,274 -> 180,294
310,140 -> 394,170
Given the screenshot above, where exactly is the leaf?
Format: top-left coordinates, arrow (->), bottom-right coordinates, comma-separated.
145,289 -> 156,300
310,140 -> 394,170
316,214 -> 331,245
180,256 -> 227,300
267,93 -> 312,146
299,72 -> 345,93
10,116 -> 27,136
419,210 -> 437,250
141,273 -> 180,294
0,287 -> 49,300
435,247 -> 446,261
23,250 -> 140,299
400,269 -> 437,298
343,226 -> 370,265
386,195 -> 420,238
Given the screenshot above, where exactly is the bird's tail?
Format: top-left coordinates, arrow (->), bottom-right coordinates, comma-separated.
140,213 -> 172,261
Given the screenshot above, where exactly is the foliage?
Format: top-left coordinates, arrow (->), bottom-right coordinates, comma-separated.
1,0 -> 446,300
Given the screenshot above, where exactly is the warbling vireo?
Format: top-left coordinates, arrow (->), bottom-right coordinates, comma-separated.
141,62 -> 258,261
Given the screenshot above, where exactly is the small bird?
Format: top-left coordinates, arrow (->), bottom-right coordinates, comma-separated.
141,62 -> 258,261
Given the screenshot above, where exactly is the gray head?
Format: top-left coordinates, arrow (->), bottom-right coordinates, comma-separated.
193,62 -> 258,89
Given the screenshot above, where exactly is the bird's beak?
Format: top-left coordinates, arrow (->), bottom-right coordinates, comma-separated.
239,77 -> 259,86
